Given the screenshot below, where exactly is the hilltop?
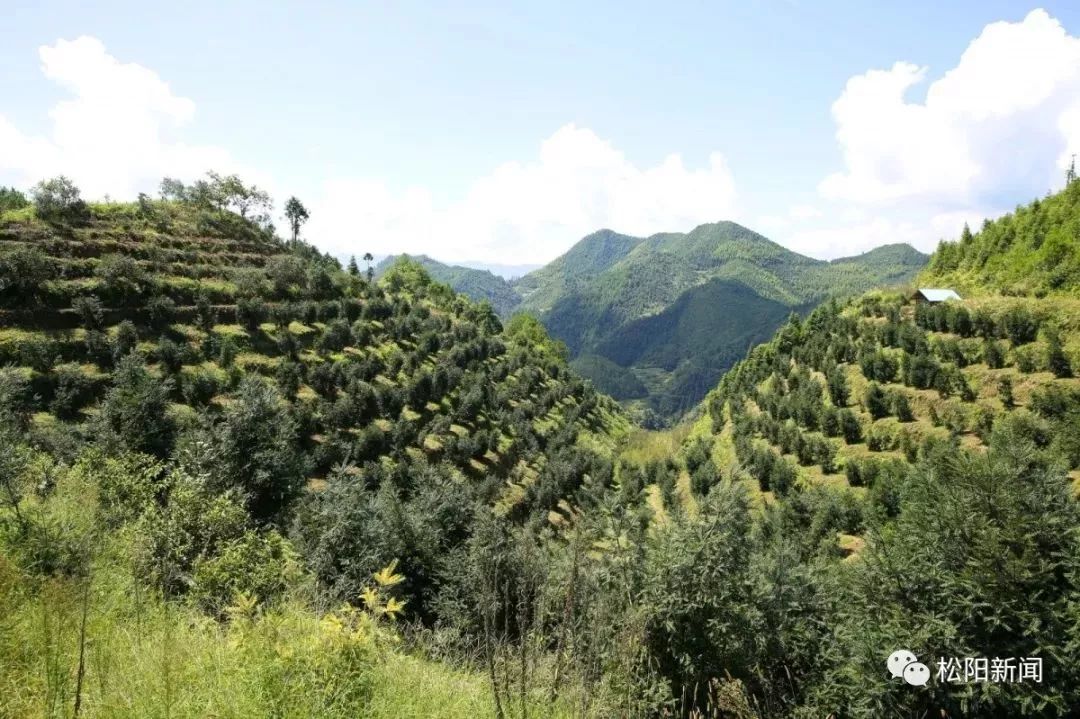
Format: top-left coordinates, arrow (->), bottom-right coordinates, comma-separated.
920,177 -> 1080,296
373,253 -> 522,316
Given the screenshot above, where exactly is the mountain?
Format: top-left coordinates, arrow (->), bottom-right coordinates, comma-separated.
374,253 -> 521,315
520,222 -> 928,422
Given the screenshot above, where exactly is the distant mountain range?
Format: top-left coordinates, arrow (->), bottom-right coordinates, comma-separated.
378,222 -> 928,424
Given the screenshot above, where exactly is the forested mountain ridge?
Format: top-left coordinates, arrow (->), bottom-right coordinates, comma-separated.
533,223 -> 927,422
920,174 -> 1080,296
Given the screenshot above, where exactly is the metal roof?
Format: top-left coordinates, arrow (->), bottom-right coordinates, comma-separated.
917,288 -> 961,302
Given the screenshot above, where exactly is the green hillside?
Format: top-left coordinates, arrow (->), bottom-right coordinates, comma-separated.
920,175 -> 1080,295
0,176 -> 631,717
632,183 -> 1080,716
6,173 -> 1080,719
520,222 -> 927,423
511,228 -> 645,312
374,253 -> 521,316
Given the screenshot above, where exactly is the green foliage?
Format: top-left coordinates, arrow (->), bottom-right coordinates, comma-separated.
864,382 -> 889,420
98,353 -> 174,457
31,176 -> 89,225
0,185 -> 29,214
96,254 -> 150,305
0,245 -> 52,302
283,195 -> 310,243
211,377 -> 308,523
921,179 -> 1080,295
812,424 -> 1080,716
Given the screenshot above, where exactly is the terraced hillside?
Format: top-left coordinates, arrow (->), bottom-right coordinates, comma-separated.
669,182 -> 1080,519
683,292 -> 1077,509
0,185 -> 626,601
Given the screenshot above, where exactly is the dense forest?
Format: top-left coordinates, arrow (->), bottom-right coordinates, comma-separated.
2,172 -> 1080,717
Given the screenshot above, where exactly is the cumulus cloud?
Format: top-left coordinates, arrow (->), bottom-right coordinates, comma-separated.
307,124 -> 739,265
783,9 -> 1080,259
822,9 -> 1080,206
0,36 -> 242,198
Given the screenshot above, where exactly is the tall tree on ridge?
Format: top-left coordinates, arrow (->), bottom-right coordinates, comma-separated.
363,252 -> 374,282
284,196 -> 310,243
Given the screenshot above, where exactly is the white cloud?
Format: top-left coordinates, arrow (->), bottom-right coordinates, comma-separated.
821,9 -> 1080,205
307,124 -> 739,265
780,9 -> 1080,259
1,37 -> 738,265
0,36 -> 244,199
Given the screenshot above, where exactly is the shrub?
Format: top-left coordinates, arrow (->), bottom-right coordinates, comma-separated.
155,336 -> 184,375
237,297 -> 267,332
998,376 -> 1015,409
0,246 -> 52,301
84,330 -> 113,368
31,176 -> 89,225
890,391 -> 914,422
1045,329 -> 1073,378
146,294 -> 177,330
839,409 -> 862,444
219,336 -> 238,368
215,377 -> 308,522
190,529 -> 298,615
71,295 -> 105,330
863,382 -> 889,420
1000,306 -> 1039,345
182,368 -> 222,406
49,365 -> 91,420
98,353 -> 174,457
113,320 -> 139,359
983,339 -> 1005,369
1014,345 -> 1039,373
18,336 -> 57,373
0,186 -> 29,214
96,254 -> 149,304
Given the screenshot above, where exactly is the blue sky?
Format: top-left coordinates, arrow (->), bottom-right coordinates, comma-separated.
2,2 -> 1080,269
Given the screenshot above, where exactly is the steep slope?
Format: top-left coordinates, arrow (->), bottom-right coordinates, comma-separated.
682,184 -> 1080,509
511,228 -> 644,312
374,253 -> 520,316
520,222 -> 927,422
0,184 -> 627,615
628,186 -> 1080,715
920,177 -> 1080,296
